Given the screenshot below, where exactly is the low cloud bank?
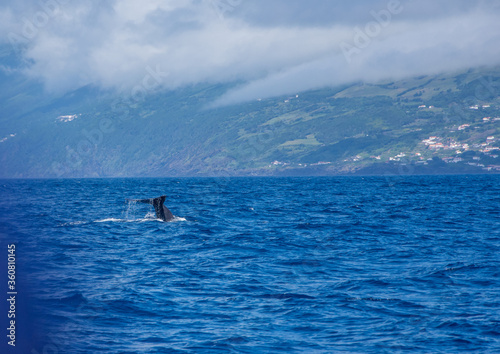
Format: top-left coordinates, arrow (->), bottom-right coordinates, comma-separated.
1,0 -> 499,104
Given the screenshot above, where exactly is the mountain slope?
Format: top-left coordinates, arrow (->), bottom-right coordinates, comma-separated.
1,64 -> 499,178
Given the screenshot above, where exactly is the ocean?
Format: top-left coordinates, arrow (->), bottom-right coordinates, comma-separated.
0,176 -> 499,353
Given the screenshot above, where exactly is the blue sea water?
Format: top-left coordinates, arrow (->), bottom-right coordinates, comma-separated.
0,176 -> 499,353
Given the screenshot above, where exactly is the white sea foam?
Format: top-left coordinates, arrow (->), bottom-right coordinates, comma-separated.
60,221 -> 88,226
94,216 -> 186,223
95,218 -> 125,223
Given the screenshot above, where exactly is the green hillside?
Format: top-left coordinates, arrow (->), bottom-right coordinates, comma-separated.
1,65 -> 499,177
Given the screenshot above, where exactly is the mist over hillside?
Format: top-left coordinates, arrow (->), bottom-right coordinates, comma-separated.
1,58 -> 499,177
2,1 -> 500,177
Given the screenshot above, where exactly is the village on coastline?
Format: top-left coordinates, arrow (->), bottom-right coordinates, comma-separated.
268,103 -> 500,174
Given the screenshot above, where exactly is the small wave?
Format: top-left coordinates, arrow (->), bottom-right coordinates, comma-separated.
138,215 -> 187,223
95,218 -> 126,223
258,293 -> 315,300
95,218 -> 157,223
95,216 -> 187,223
59,221 -> 89,226
58,293 -> 88,306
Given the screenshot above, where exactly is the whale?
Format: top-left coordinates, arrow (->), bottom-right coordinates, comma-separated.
127,195 -> 175,222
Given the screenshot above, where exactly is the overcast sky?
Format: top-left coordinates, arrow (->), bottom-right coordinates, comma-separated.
1,0 -> 500,105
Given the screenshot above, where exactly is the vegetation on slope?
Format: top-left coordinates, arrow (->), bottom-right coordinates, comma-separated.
0,64 -> 499,177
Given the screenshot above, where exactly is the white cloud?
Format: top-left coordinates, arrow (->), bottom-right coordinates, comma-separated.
1,0 -> 500,103
213,9 -> 500,106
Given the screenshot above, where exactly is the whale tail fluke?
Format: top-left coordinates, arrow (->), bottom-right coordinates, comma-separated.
127,195 -> 174,222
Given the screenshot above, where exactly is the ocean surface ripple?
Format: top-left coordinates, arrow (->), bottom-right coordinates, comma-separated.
0,176 -> 499,353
